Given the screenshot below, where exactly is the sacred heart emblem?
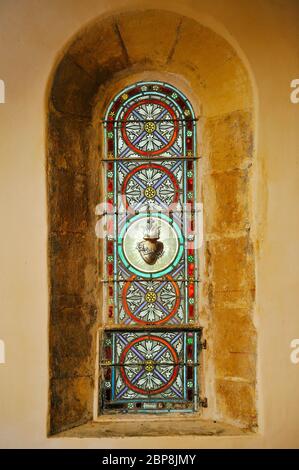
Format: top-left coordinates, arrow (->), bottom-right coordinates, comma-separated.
137,219 -> 164,265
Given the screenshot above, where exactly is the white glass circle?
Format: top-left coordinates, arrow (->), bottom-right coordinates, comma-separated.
123,216 -> 179,274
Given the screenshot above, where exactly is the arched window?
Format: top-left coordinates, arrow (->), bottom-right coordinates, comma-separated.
48,12 -> 256,435
98,81 -> 204,414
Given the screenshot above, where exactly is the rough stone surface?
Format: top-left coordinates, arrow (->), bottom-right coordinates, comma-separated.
199,54 -> 252,116
51,55 -> 98,116
50,377 -> 94,434
216,380 -> 257,428
68,18 -> 128,78
50,306 -> 95,379
48,169 -> 89,233
49,232 -> 94,297
203,110 -> 253,172
55,417 -> 251,438
208,286 -> 255,309
48,112 -> 91,173
214,351 -> 256,383
213,307 -> 256,353
207,235 -> 255,293
204,169 -> 250,235
116,11 -> 181,66
169,17 -> 235,88
168,17 -> 252,116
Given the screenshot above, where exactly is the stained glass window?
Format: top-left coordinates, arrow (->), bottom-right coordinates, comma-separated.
99,81 -> 203,414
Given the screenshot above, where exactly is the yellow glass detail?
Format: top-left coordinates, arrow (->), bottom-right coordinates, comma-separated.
144,121 -> 156,134
144,359 -> 155,372
145,291 -> 157,303
144,186 -> 157,199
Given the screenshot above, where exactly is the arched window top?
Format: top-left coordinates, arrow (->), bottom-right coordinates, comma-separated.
104,81 -> 196,160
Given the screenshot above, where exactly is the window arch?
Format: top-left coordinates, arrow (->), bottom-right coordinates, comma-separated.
98,81 -> 204,414
48,10 -> 256,435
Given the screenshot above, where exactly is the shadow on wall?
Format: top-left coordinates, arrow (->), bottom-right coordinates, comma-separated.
47,9 -> 256,436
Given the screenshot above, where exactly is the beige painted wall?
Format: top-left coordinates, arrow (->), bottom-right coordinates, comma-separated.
0,0 -> 298,448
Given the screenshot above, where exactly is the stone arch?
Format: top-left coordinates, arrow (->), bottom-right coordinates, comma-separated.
47,9 -> 256,436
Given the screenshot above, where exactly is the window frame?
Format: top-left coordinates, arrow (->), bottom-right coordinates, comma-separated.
95,80 -> 205,418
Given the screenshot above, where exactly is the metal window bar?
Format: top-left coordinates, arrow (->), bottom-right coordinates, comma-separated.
101,325 -> 203,332
102,156 -> 201,162
102,158 -> 201,164
97,209 -> 200,216
101,117 -> 199,124
100,362 -> 200,367
98,279 -> 201,283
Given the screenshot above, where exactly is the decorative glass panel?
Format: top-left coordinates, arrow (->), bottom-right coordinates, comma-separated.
101,330 -> 201,413
105,82 -> 195,159
100,81 -> 201,414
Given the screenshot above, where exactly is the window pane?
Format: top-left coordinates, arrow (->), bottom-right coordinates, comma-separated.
118,160 -> 184,213
100,81 -> 199,415
100,330 -> 201,413
105,83 -> 194,159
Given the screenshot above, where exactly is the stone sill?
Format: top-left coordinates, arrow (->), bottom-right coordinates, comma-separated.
54,416 -> 254,438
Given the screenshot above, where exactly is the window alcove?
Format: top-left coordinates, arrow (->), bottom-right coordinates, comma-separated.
47,9 -> 256,437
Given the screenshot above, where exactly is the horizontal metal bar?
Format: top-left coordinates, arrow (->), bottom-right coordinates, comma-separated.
102,156 -> 201,162
102,325 -> 203,332
100,362 -> 200,367
98,279 -> 201,283
97,209 -> 200,216
101,117 -> 198,124
102,403 -> 197,407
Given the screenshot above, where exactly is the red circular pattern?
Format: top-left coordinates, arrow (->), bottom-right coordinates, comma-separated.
120,335 -> 179,395
121,163 -> 180,210
122,274 -> 180,325
121,99 -> 179,156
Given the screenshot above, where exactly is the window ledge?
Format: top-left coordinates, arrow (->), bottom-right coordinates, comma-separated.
53,417 -> 255,438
